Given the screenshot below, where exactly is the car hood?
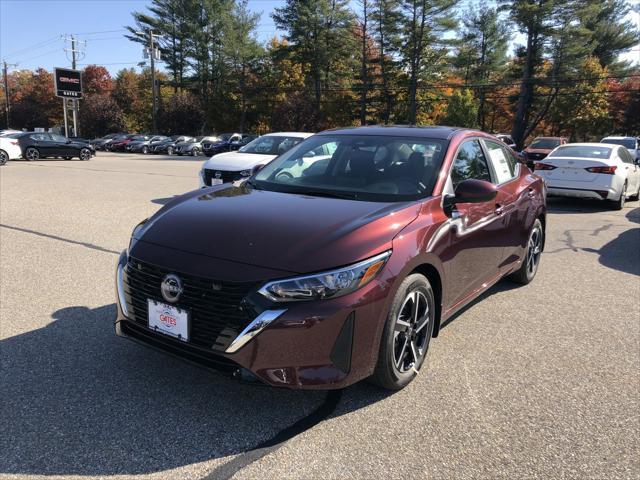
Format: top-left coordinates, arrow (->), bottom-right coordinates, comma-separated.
202,152 -> 276,171
133,185 -> 421,274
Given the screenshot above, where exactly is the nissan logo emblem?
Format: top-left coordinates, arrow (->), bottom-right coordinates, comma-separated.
161,274 -> 183,303
215,171 -> 222,179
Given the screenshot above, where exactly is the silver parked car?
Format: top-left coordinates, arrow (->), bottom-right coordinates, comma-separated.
174,136 -> 219,156
601,136 -> 640,161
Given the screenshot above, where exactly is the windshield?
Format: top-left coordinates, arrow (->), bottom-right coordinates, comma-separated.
530,138 -> 561,149
188,136 -> 204,143
218,133 -> 233,141
132,135 -> 148,141
549,146 -> 612,159
252,135 -> 447,202
240,136 -> 305,155
601,138 -> 636,149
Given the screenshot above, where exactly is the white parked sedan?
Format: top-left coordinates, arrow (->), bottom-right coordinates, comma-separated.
0,133 -> 23,165
199,132 -> 313,187
535,143 -> 640,210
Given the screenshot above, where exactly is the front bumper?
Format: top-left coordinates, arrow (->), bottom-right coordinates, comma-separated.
114,249 -> 393,389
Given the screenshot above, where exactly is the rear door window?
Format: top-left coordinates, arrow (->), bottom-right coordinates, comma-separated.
619,147 -> 634,164
483,140 -> 518,184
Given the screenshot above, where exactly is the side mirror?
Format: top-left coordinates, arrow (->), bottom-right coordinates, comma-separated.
634,157 -> 640,166
443,179 -> 497,213
251,164 -> 266,175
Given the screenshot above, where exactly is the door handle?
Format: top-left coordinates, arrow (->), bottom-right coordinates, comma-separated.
494,204 -> 504,215
527,187 -> 535,197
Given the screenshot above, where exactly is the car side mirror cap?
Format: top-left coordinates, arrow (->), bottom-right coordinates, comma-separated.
251,164 -> 266,175
445,179 -> 498,209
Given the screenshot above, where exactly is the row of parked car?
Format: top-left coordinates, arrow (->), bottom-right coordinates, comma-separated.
90,133 -> 258,157
195,131 -> 640,211
0,130 -> 95,164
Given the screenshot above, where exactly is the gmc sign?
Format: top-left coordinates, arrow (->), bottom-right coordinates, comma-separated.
54,68 -> 83,99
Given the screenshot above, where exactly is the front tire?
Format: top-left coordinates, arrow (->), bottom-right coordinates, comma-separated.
79,148 -> 92,161
370,274 -> 435,390
0,149 -> 8,165
25,147 -> 39,161
166,146 -> 174,155
509,219 -> 543,285
142,146 -> 149,154
191,148 -> 200,156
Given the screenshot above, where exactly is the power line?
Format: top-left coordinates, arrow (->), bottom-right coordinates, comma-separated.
2,35 -> 61,59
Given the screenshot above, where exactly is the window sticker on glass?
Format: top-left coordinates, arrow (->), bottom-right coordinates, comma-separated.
488,148 -> 512,183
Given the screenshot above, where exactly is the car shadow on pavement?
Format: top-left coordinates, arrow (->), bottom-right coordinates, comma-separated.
0,304 -> 391,477
439,280 -> 521,332
547,197 -> 640,214
581,227 -> 640,277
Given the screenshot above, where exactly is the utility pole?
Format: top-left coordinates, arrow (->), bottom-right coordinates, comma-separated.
149,31 -> 157,133
137,30 -> 161,133
64,34 -> 84,137
2,61 -> 12,128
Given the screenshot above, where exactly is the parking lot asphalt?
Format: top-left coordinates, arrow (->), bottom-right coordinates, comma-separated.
0,153 -> 638,480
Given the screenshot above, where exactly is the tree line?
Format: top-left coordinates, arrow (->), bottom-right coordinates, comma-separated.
1,0 -> 639,148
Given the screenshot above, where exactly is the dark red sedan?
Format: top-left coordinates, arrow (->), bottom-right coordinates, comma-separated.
115,126 -> 546,390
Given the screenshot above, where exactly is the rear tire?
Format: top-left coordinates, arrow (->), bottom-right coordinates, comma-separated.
370,274 -> 435,390
167,146 -> 174,155
509,219 -> 543,285
611,182 -> 626,210
0,149 -> 8,165
192,148 -> 200,156
142,146 -> 149,154
25,147 -> 39,161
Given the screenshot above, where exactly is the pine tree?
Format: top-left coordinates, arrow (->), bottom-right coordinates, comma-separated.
400,0 -> 459,124
272,0 -> 356,128
453,5 -> 510,130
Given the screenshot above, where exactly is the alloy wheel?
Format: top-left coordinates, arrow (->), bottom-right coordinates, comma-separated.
80,148 -> 91,161
526,226 -> 542,277
26,148 -> 39,161
393,290 -> 430,373
0,150 -> 8,165
167,147 -> 173,155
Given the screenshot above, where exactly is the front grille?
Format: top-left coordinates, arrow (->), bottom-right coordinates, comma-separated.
123,257 -> 259,351
204,169 -> 244,185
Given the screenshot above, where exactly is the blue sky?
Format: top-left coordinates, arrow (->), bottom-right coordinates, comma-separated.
1,0 -> 638,76
0,0 -> 285,74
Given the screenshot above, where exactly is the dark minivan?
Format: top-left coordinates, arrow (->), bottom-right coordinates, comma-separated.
115,126 -> 546,390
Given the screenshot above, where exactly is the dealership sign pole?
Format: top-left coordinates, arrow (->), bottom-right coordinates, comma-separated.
54,67 -> 83,137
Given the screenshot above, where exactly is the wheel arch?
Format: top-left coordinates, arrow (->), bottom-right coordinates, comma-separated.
409,263 -> 443,338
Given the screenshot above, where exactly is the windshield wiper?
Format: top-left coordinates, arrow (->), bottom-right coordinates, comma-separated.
295,189 -> 359,200
245,179 -> 262,190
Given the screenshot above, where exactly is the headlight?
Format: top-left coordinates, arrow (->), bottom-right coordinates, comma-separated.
258,251 -> 391,302
240,169 -> 252,177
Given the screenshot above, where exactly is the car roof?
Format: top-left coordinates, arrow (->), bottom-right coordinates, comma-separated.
263,132 -> 314,138
559,142 -> 615,147
318,125 -> 467,139
601,136 -> 637,140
